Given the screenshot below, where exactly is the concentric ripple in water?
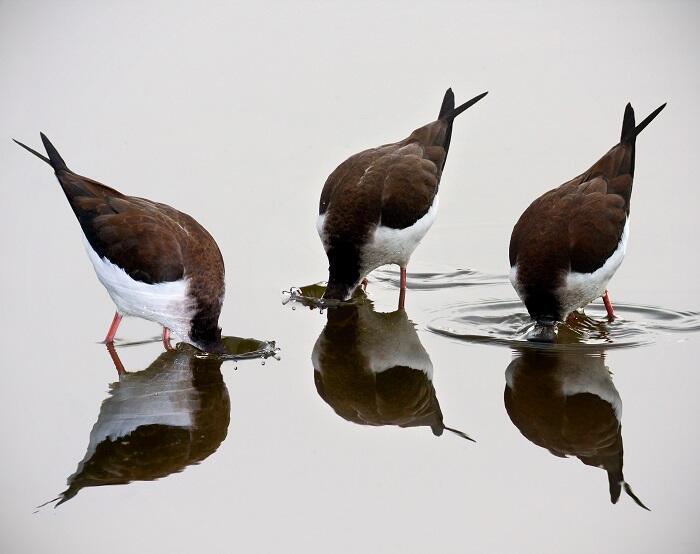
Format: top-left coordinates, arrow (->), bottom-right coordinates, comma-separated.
372,266 -> 506,290
428,299 -> 700,350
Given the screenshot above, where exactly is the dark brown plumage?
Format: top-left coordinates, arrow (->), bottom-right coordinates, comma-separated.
504,348 -> 648,510
318,89 -> 488,301
509,103 -> 666,326
14,134 -> 225,350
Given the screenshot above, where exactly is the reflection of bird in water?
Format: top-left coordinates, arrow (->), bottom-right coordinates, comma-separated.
504,348 -> 648,509
55,345 -> 230,505
312,298 -> 472,440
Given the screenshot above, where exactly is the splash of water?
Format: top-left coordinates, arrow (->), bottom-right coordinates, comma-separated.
191,336 -> 280,361
281,282 -> 366,310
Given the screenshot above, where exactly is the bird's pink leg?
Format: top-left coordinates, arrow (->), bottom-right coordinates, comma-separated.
602,290 -> 615,320
106,342 -> 127,376
162,327 -> 174,351
103,312 -> 122,344
400,267 -> 407,291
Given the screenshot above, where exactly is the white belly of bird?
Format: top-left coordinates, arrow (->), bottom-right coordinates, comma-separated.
361,195 -> 439,276
558,219 -> 630,316
82,236 -> 194,341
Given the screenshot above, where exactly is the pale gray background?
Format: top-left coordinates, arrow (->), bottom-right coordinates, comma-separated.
1,1 -> 698,553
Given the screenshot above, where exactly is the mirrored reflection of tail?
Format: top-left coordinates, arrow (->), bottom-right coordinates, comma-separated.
51,345 -> 230,507
443,426 -> 475,443
504,347 -> 649,510
312,297 -> 473,441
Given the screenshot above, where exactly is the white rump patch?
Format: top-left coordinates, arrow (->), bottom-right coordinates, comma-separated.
316,213 -> 326,243
559,219 -> 630,316
509,264 -> 524,303
361,195 -> 439,276
82,236 -> 194,342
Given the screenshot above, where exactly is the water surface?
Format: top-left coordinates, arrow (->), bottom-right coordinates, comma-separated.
1,2 -> 699,553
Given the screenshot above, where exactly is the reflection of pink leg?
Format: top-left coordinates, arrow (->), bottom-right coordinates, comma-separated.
361,278 -> 368,291
602,290 -> 615,320
398,267 -> 407,310
163,328 -> 174,351
106,342 -> 127,376
104,312 -> 122,344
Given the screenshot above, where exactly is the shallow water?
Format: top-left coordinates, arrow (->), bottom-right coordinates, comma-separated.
1,2 -> 700,553
428,299 -> 700,349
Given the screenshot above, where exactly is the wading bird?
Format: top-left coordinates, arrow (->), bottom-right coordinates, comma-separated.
15,134 -> 225,352
509,102 -> 666,341
317,89 -> 487,307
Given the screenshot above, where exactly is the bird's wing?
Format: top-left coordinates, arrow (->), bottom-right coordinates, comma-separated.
567,177 -> 627,274
58,171 -> 186,284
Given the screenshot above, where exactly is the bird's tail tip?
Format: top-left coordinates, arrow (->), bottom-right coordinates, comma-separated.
622,102 -> 666,143
439,90 -> 488,121
14,133 -> 68,171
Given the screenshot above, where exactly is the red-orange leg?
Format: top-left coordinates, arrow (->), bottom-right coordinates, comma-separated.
162,327 -> 174,351
104,312 -> 122,344
602,290 -> 615,320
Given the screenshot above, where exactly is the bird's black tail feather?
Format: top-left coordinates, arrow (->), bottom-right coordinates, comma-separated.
436,88 -> 487,167
13,138 -> 50,165
621,102 -> 666,144
13,132 -> 68,171
621,103 -> 636,143
438,88 -> 455,120
440,90 -> 488,122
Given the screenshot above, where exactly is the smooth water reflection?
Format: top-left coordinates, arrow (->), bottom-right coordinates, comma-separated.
54,345 -> 230,506
312,296 -> 473,440
505,347 -> 648,510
